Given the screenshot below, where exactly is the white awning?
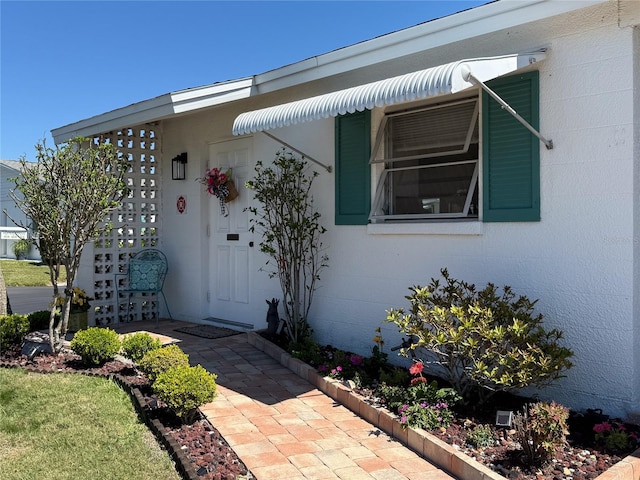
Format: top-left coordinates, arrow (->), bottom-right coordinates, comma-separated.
232,52 -> 545,136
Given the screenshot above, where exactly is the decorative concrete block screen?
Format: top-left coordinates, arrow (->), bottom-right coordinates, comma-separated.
92,126 -> 162,325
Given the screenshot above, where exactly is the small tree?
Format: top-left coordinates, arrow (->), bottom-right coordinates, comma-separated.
246,149 -> 328,343
10,137 -> 128,352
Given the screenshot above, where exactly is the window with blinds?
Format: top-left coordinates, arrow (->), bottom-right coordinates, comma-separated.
370,97 -> 479,221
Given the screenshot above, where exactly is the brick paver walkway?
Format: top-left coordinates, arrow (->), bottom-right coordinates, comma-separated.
116,320 -> 456,480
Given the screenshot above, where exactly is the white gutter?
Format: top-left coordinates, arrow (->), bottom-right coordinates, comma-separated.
251,0 -> 608,93
51,78 -> 254,143
51,0 -> 608,142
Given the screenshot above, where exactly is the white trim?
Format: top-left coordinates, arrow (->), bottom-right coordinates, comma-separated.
50,1 -> 604,140
367,221 -> 483,236
51,78 -> 254,143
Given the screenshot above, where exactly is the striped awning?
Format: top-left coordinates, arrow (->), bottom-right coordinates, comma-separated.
232,52 -> 545,136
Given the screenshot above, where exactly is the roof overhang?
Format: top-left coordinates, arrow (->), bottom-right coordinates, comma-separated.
50,0 -> 608,142
51,78 -> 254,144
232,52 -> 545,136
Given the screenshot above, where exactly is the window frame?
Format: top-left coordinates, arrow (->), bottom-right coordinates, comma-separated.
369,95 -> 481,223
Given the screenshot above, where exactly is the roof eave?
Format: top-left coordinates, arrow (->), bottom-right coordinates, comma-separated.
51,78 -> 254,143
51,0 -> 609,141
252,0 -> 608,93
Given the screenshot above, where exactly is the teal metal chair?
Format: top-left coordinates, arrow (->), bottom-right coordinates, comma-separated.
115,249 -> 172,326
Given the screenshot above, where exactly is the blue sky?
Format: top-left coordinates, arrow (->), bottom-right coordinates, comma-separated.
1,0 -> 487,161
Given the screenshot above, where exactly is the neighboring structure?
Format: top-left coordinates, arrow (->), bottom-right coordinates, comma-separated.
51,0 -> 640,419
0,160 -> 38,260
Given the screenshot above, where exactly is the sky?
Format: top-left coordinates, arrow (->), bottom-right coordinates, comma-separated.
1,0 -> 488,161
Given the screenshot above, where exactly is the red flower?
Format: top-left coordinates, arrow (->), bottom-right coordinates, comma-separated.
409,362 -> 423,376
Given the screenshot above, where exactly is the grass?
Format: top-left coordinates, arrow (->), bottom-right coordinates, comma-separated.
0,260 -> 67,287
0,369 -> 181,480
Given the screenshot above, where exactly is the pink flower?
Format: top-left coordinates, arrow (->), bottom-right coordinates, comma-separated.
593,422 -> 612,433
350,354 -> 363,366
409,362 -> 423,376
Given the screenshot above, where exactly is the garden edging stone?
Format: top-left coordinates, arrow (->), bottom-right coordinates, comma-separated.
246,331 -> 640,480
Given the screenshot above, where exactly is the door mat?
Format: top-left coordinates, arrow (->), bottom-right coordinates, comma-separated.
173,325 -> 243,339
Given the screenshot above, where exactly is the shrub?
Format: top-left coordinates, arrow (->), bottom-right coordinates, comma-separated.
137,344 -> 189,382
386,268 -> 574,405
593,421 -> 638,452
376,379 -> 461,430
0,314 -> 30,350
398,401 -> 454,431
289,337 -> 324,366
513,401 -> 569,465
153,364 -> 217,423
12,239 -> 31,260
69,327 -> 121,366
121,332 -> 162,362
27,310 -> 56,331
467,424 -> 495,448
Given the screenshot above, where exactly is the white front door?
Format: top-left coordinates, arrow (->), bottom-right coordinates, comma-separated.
208,139 -> 254,327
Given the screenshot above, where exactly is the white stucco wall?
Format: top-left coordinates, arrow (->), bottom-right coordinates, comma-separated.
155,2 -> 638,418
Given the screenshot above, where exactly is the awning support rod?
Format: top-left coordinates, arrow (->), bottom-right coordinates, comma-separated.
466,72 -> 554,150
262,131 -> 332,172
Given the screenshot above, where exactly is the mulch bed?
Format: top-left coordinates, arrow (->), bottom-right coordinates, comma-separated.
3,337 -> 639,480
0,345 -> 253,480
265,332 -> 640,480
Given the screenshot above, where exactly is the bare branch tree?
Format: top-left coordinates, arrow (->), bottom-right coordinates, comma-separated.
246,149 -> 328,343
10,137 -> 128,352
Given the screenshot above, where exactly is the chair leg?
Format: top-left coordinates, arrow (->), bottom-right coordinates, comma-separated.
159,291 -> 172,327
126,293 -> 132,323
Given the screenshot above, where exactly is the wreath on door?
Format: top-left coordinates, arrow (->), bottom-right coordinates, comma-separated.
199,168 -> 238,216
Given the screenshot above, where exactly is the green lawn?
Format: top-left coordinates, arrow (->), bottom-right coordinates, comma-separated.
0,369 -> 180,480
0,260 -> 67,287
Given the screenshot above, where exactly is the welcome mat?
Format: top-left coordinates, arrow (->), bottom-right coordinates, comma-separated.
173,325 -> 244,339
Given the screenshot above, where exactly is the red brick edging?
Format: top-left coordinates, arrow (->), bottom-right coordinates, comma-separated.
246,331 -> 640,480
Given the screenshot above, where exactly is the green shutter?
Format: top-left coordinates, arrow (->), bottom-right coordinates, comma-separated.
335,110 -> 371,225
482,70 -> 540,222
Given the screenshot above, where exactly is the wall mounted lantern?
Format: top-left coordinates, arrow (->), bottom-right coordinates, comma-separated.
172,152 -> 187,180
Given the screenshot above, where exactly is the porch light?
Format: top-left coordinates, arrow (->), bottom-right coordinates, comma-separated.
172,152 -> 187,180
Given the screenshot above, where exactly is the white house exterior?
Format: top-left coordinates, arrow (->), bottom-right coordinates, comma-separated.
0,160 -> 37,259
52,0 -> 640,419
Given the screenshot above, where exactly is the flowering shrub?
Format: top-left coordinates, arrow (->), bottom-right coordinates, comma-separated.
593,421 -> 639,452
386,268 -> 574,405
409,361 -> 426,386
376,379 -> 461,430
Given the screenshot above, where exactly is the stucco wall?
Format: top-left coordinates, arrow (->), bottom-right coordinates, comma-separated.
156,2 -> 638,417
